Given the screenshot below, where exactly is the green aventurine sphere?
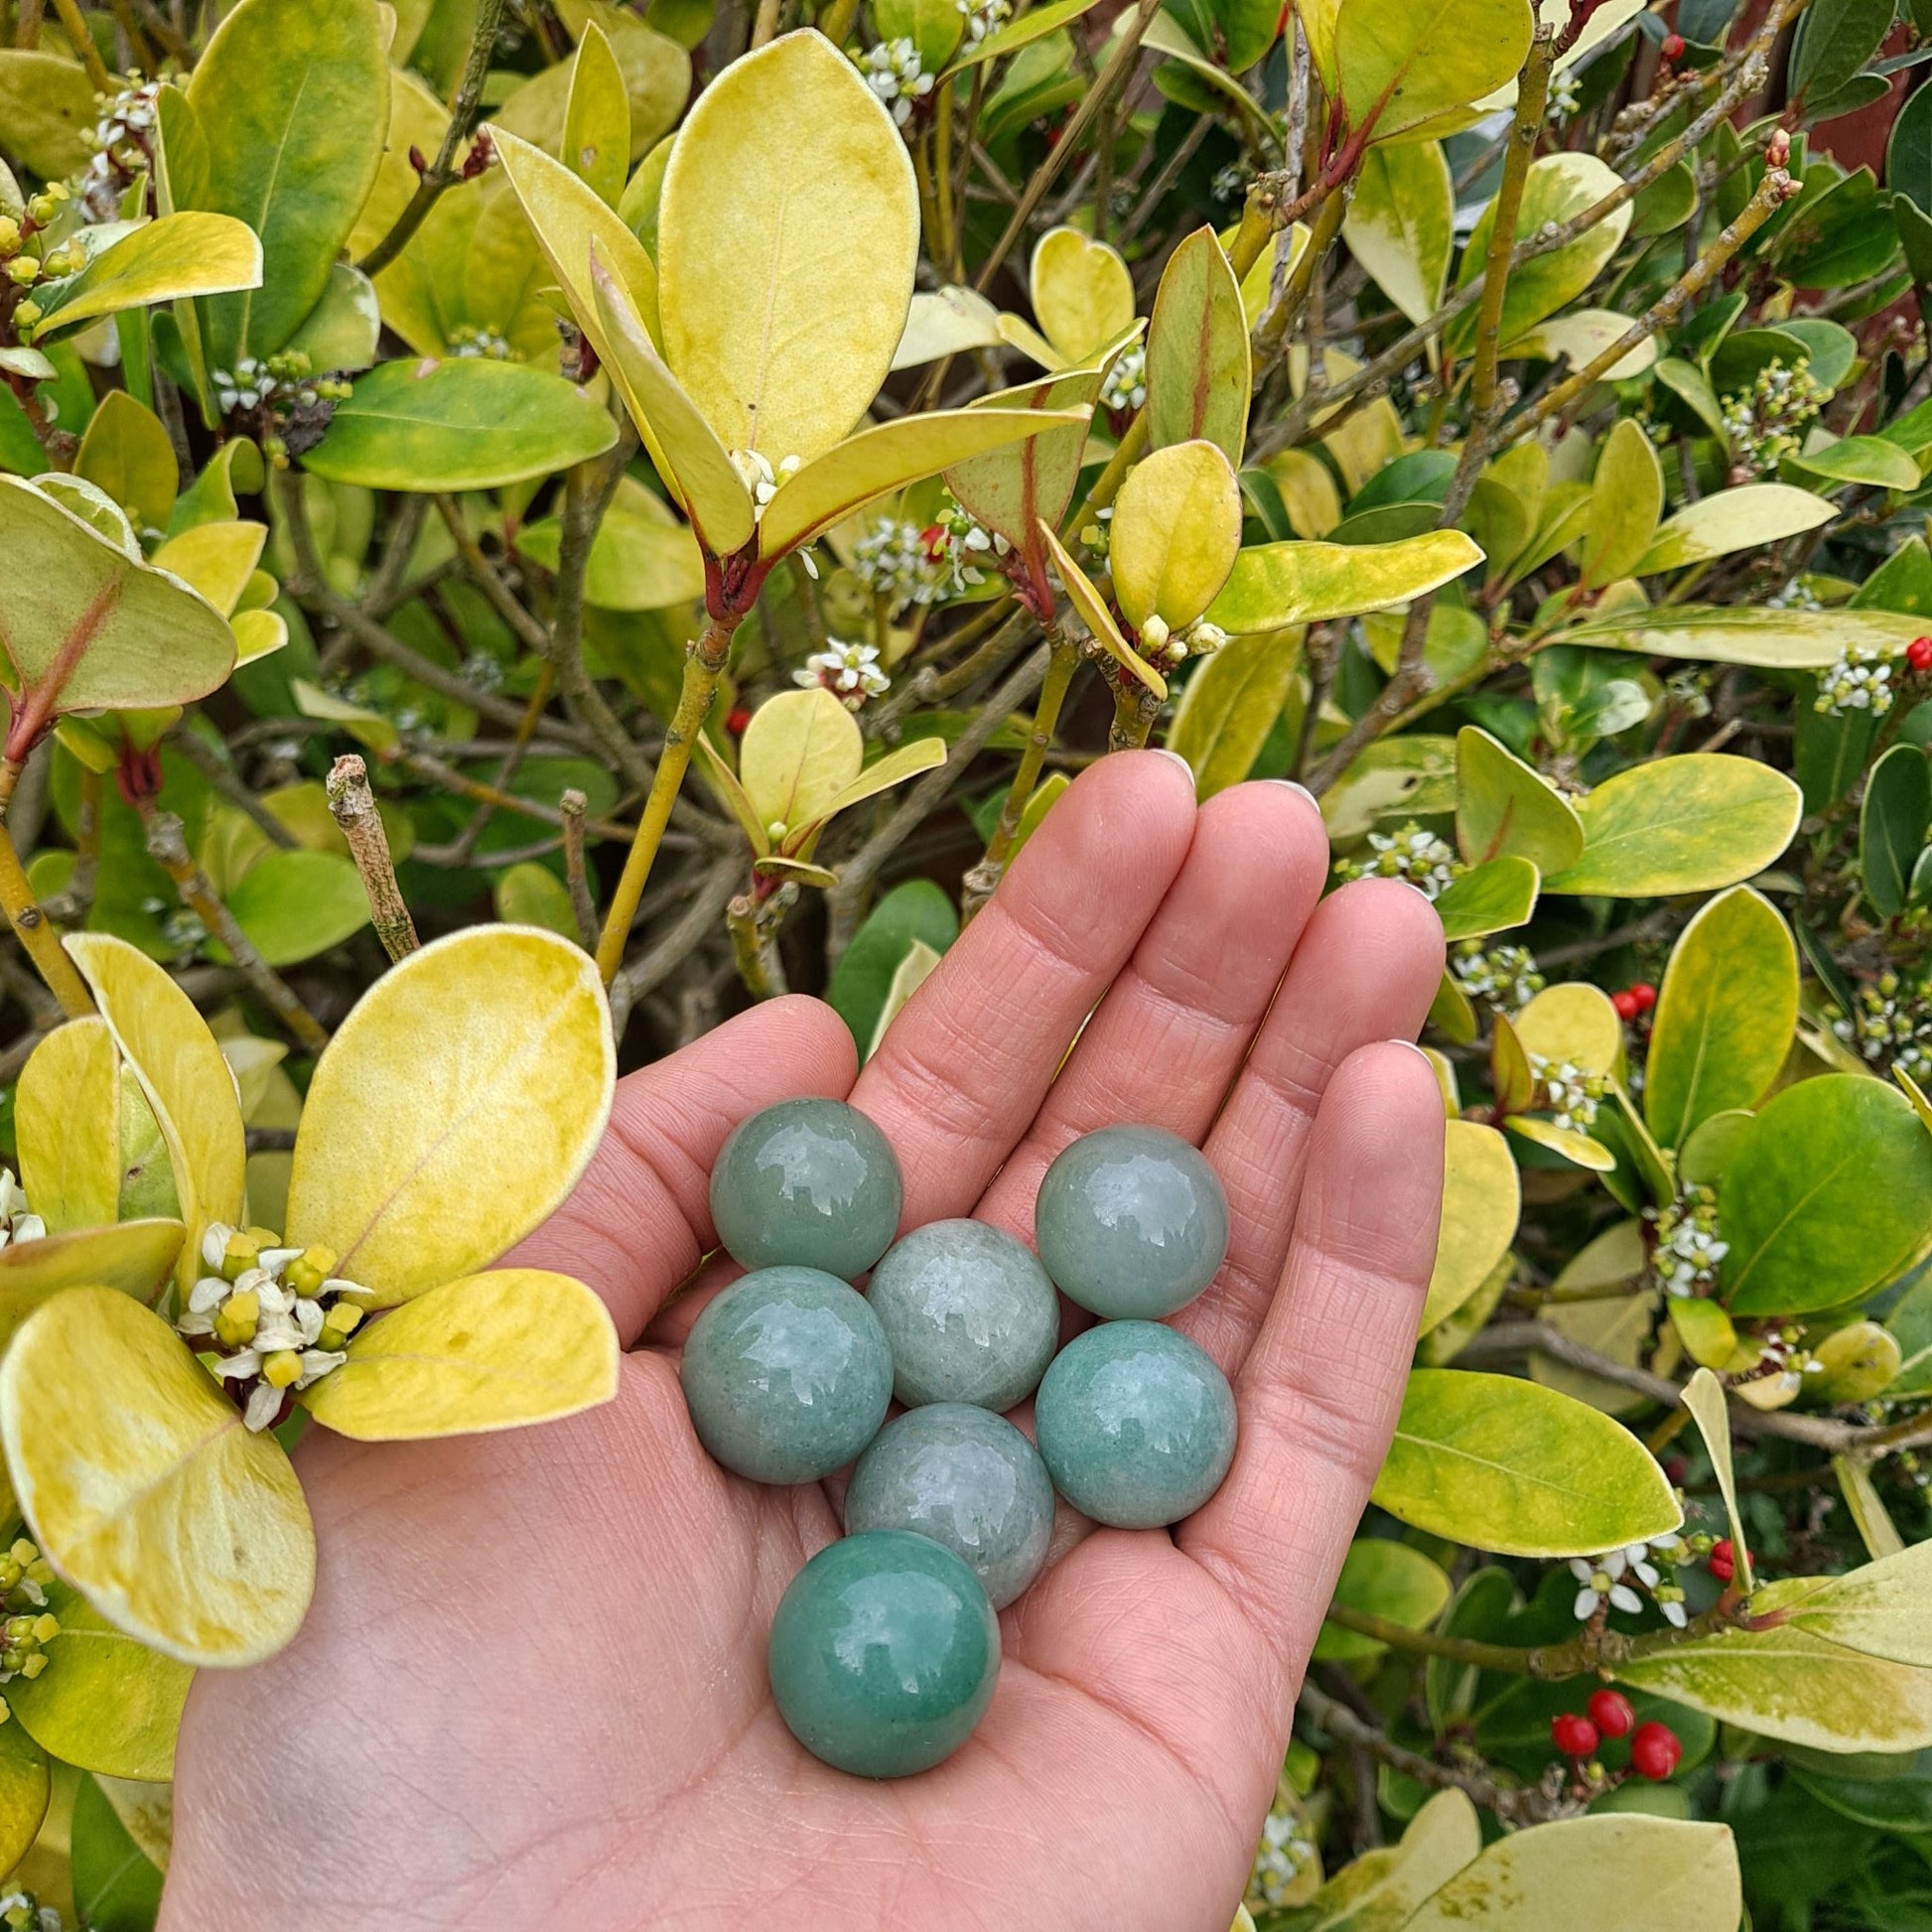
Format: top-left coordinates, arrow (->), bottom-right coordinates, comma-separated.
866,1218 -> 1060,1411
767,1530 -> 1001,1778
709,1097 -> 903,1280
1034,1320 -> 1237,1529
844,1404 -> 1055,1609
1033,1124 -> 1229,1319
680,1267 -> 893,1484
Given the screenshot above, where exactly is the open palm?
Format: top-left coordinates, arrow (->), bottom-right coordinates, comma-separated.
161,753 -> 1446,1932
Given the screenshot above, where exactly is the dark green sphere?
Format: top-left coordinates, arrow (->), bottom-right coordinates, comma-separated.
709,1097 -> 904,1280
767,1530 -> 1001,1778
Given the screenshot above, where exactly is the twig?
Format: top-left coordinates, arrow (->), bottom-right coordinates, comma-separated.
728,885 -> 792,998
48,0 -> 112,89
0,822 -> 90,1018
325,756 -> 419,962
169,727 -> 299,851
963,625 -> 1080,913
559,786 -> 598,950
143,810 -> 331,1052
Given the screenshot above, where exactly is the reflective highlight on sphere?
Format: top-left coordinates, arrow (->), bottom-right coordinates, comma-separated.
1034,1320 -> 1237,1528
867,1219 -> 1060,1411
1033,1125 -> 1230,1319
845,1404 -> 1055,1609
679,1267 -> 893,1483
767,1530 -> 1001,1778
709,1098 -> 904,1280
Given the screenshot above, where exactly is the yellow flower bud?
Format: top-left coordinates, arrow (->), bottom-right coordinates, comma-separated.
0,217 -> 18,253
5,256 -> 39,286
7,1542 -> 31,1569
18,1655 -> 44,1680
263,1349 -> 304,1389
286,1245 -> 339,1296
11,301 -> 40,333
31,1615 -> 56,1645
221,1232 -> 261,1281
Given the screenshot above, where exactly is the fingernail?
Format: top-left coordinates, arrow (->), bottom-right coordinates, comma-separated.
1265,778 -> 1321,813
1151,748 -> 1198,786
1385,1037 -> 1435,1064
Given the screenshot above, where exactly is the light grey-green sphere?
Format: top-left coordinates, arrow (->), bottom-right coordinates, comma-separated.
845,1404 -> 1056,1608
1033,1124 -> 1229,1319
866,1219 -> 1060,1411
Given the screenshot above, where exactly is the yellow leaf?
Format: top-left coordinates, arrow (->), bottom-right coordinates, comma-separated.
1030,225 -> 1137,362
814,738 -> 949,827
589,245 -> 756,556
73,391 -> 180,534
759,405 -> 1091,559
1109,439 -> 1243,632
299,1268 -> 619,1439
149,519 -> 268,620
16,1017 -> 121,1233
1514,981 -> 1624,1079
562,19 -> 630,207
0,1288 -> 315,1667
1036,517 -> 1167,698
655,30 -> 918,465
0,1220 -> 184,1354
232,606 -> 288,664
693,732 -> 770,854
892,285 -> 1005,370
285,926 -> 616,1305
65,934 -> 247,1295
1419,1120 -> 1519,1333
739,687 -> 865,833
491,3 -> 688,164
1504,1115 -> 1617,1171
1684,1366 -> 1754,1589
1208,529 -> 1483,633
33,212 -> 263,342
866,937 -> 943,1060
0,1715 -> 47,1878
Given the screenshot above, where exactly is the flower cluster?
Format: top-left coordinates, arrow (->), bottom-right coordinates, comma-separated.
0,183 -> 76,340
0,1171 -> 44,1250
1547,67 -> 1583,124
449,324 -> 512,359
1100,340 -> 1148,415
920,497 -> 1005,596
853,516 -> 943,612
1832,970 -> 1932,1083
1528,1052 -> 1609,1133
1247,1803 -> 1317,1908
210,349 -> 351,418
1336,822 -> 1462,898
730,447 -> 802,523
956,0 -> 1014,48
1720,355 -> 1827,476
77,76 -> 162,221
862,38 -> 934,125
0,1893 -> 60,1932
1740,1324 -> 1822,1405
795,638 -> 891,710
1764,576 -> 1823,612
1450,940 -> 1545,1015
178,1222 -> 376,1432
1570,1538 -> 1692,1627
0,1539 -> 58,1726
1648,1183 -> 1727,1298
1814,640 -> 1897,718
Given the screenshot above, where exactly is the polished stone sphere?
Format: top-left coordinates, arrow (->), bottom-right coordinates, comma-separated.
767,1530 -> 1001,1778
866,1218 -> 1060,1411
1033,1125 -> 1229,1319
1034,1320 -> 1237,1529
679,1266 -> 893,1484
709,1097 -> 903,1280
844,1404 -> 1055,1609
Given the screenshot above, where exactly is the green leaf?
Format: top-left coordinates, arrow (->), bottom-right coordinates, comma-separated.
1721,1074 -> 1932,1316
1434,856 -> 1539,941
1207,530 -> 1483,634
280,260 -> 380,375
1168,628 -> 1305,797
944,0 -> 1102,70
1564,601 -> 1926,670
1545,755 -> 1802,898
1400,1816 -> 1740,1932
656,30 -> 917,465
0,1718 -> 48,1881
32,212 -> 265,345
1370,1368 -> 1681,1558
74,391 -> 180,535
1891,65 -> 1932,215
1792,0 -> 1896,104
1633,483 -> 1837,576
1145,226 -> 1249,468
1862,744 -> 1932,920
826,879 -> 958,1054
1645,888 -> 1798,1148
185,0 -> 389,366
515,492 -> 707,611
1454,725 -> 1584,873
1580,418 -> 1663,592
1342,141 -> 1453,328
1319,734 -> 1456,841
71,1771 -> 165,1932
303,358 -> 619,491
0,51 -> 94,177
5,1580 -> 192,1781
1332,0 -> 1534,144
213,849 -> 372,966
1787,434 -> 1923,493
492,862 -> 582,939
1314,1538 -> 1452,1662
1886,1269 -> 1932,1395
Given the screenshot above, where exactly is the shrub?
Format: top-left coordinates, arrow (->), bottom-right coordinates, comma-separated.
1,0 -> 1932,1924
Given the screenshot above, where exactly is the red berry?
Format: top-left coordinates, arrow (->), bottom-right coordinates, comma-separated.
725,706 -> 753,737
1661,31 -> 1685,58
1630,1722 -> 1683,1780
1612,990 -> 1640,1022
1709,1538 -> 1735,1585
919,522 -> 948,562
1908,636 -> 1932,673
1587,1689 -> 1637,1739
1631,982 -> 1657,1012
1551,1713 -> 1599,1758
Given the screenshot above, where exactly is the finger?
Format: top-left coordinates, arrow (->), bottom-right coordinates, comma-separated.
1179,1040 -> 1446,1715
851,749 -> 1197,1225
970,779 -> 1327,1233
507,994 -> 857,1345
1173,878 -> 1444,1376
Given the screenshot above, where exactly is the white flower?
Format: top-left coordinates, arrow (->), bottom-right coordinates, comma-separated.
956,0 -> 1013,48
1100,341 -> 1147,414
1815,642 -> 1896,718
862,38 -> 934,124
795,638 -> 891,710
0,1170 -> 44,1250
1339,823 -> 1462,899
729,448 -> 800,519
1527,1053 -> 1606,1133
1569,1547 -> 1646,1621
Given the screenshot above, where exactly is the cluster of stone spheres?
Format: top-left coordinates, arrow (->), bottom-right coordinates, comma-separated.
683,1097 -> 1238,1779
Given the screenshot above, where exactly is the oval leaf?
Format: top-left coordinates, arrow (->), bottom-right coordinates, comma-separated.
1419,1121 -> 1520,1335
16,1017 -> 121,1233
1455,725 -> 1585,873
1207,530 -> 1483,634
1110,439 -> 1243,631
1146,226 -> 1249,467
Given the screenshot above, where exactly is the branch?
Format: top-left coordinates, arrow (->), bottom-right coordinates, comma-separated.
325,755 -> 419,962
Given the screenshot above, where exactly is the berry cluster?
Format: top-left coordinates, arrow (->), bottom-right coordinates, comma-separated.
1610,980 -> 1656,1023
1551,1691 -> 1684,1783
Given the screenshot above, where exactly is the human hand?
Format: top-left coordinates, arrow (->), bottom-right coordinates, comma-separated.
160,752 -> 1446,1932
